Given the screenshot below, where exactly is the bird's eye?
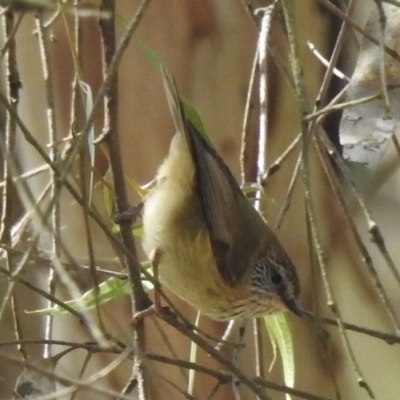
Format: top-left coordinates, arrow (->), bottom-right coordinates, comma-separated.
270,271 -> 283,286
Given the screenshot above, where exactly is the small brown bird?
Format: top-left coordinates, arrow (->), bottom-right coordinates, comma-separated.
142,70 -> 301,320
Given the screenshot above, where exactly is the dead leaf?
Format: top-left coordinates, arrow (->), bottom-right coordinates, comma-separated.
339,4 -> 400,167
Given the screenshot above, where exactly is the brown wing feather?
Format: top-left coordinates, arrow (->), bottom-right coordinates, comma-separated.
162,68 -> 263,286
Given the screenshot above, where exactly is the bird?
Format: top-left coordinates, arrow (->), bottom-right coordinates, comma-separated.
141,69 -> 302,321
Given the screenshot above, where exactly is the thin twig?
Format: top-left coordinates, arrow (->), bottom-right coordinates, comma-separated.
99,1 -> 151,399
314,131 -> 400,333
280,0 -> 375,397
315,0 -> 400,62
0,8 -> 27,362
0,350 -> 133,400
373,0 -> 391,112
157,311 -> 271,400
35,12 -> 59,360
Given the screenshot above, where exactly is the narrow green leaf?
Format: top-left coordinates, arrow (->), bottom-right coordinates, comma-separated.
114,13 -> 129,29
138,40 -> 164,71
181,96 -> 206,138
27,269 -> 153,316
264,312 -> 295,400
125,175 -> 147,199
264,318 -> 278,372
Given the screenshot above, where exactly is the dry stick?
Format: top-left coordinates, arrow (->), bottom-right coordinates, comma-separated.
319,127 -> 400,295
262,133 -> 301,181
304,89 -> 389,122
254,5 -> 278,394
0,164 -> 49,188
238,8 -> 266,399
306,213 -> 342,400
69,3 -> 106,346
257,6 -> 275,177
240,0 -> 296,187
0,339 -> 125,353
7,175 -> 89,278
0,9 -> 28,362
232,319 -> 247,400
8,0 -> 154,271
0,91 -> 159,314
0,119 -> 140,356
0,149 -> 107,346
0,191 -> 105,338
308,3 -> 357,397
240,43 -> 259,185
61,0 -> 152,181
157,312 -> 270,400
266,72 -> 326,228
2,10 -> 126,350
0,10 -> 24,60
146,353 -> 334,400
392,135 -> 400,162
2,258 -> 400,346
314,131 -> 400,333
314,2 -> 399,332
0,264 -> 84,320
315,3 -> 360,397
315,0 -> 400,62
280,0 -> 375,398
314,0 -> 354,106
303,309 -> 400,345
150,315 -> 190,384
310,2 -> 400,331
146,355 -> 230,385
274,154 -> 301,232
205,381 -> 223,400
254,376 -> 333,400
0,350 -> 133,400
117,378 -> 138,400
0,87 -> 182,363
240,0 -> 258,25
35,14 -> 59,360
148,369 -> 197,400
99,2 -> 150,400
240,6 -> 300,396
320,130 -> 400,335
71,351 -> 94,400
372,0 -> 391,113
306,41 -> 349,82
273,121 -> 343,233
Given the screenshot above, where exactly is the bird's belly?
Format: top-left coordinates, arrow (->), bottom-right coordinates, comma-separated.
142,178 -> 220,306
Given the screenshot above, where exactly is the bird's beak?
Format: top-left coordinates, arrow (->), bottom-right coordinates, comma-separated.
283,298 -> 304,317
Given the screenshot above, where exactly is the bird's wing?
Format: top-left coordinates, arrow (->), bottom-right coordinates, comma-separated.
162,68 -> 253,286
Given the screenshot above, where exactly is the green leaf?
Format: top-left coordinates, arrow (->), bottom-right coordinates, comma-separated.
181,96 -> 206,139
138,40 -> 164,71
125,175 -> 148,199
114,13 -> 129,30
264,312 -> 295,400
27,268 -> 152,316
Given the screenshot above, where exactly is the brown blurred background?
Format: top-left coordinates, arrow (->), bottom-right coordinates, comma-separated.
1,1 -> 400,399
